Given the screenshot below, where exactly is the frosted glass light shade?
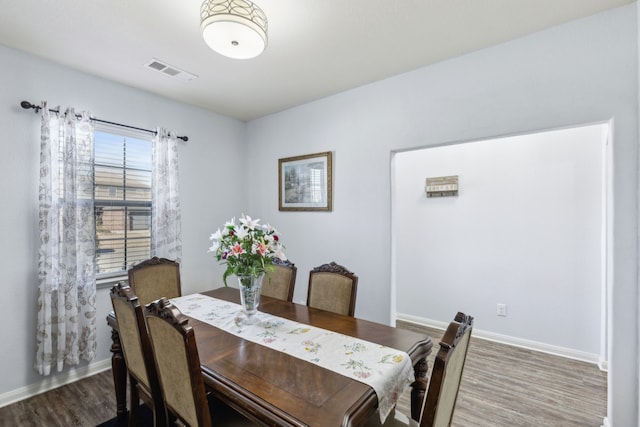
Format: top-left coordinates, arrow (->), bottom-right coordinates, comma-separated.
200,0 -> 268,60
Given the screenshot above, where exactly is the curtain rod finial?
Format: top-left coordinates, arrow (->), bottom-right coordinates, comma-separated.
20,100 -> 41,113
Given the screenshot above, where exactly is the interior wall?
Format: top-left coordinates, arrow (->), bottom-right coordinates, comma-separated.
0,44 -> 246,402
393,124 -> 605,358
245,5 -> 637,425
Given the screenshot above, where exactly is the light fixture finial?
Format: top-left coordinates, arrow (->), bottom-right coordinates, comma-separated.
200,0 -> 268,60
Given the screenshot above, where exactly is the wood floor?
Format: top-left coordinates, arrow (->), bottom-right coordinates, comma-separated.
0,322 -> 606,426
396,322 -> 607,427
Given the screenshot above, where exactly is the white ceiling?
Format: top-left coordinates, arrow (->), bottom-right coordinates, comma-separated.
0,0 -> 633,121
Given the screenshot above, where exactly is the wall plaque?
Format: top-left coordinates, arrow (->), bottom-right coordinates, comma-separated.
425,175 -> 458,198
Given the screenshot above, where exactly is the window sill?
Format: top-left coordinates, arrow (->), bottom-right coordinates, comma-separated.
97,275 -> 128,290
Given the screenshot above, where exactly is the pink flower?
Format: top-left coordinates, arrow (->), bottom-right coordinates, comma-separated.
253,241 -> 268,256
355,371 -> 371,379
229,243 -> 244,256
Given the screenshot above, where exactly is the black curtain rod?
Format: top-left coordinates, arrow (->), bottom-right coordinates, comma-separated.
20,100 -> 188,142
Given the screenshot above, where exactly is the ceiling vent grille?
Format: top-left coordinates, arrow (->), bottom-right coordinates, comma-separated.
144,58 -> 197,81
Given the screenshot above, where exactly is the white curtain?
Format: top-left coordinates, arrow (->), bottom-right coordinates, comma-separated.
151,127 -> 182,261
36,103 -> 97,375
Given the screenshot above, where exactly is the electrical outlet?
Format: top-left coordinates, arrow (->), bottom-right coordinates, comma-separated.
497,303 -> 507,317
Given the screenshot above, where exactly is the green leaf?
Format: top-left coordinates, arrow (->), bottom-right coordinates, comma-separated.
222,269 -> 231,287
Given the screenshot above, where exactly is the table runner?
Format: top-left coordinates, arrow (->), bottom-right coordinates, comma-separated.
170,293 -> 414,423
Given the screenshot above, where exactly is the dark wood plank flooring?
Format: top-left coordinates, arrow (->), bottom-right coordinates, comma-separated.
0,322 -> 606,426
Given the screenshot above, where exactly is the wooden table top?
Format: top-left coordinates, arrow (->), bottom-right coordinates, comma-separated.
191,287 -> 432,427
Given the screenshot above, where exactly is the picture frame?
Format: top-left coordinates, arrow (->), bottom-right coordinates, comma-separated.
279,151 -> 332,211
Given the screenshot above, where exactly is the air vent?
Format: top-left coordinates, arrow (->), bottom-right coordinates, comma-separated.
144,58 -> 197,81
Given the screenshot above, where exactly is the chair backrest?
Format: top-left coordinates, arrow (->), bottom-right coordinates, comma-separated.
109,283 -> 165,425
145,297 -> 212,427
128,256 -> 181,307
420,312 -> 474,427
307,261 -> 358,316
262,258 -> 297,302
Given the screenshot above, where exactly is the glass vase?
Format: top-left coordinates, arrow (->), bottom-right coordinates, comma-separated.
237,273 -> 264,325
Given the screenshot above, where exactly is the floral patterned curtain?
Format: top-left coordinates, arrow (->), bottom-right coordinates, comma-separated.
36,103 -> 97,375
151,127 -> 182,261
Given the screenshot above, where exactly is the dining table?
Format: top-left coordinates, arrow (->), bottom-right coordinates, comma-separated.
107,287 -> 432,426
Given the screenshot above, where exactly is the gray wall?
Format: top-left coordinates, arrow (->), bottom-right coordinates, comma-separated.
0,44 -> 246,401
245,5 -> 638,426
394,125 -> 604,359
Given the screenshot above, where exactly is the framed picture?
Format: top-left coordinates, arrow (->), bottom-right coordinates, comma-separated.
279,151 -> 332,211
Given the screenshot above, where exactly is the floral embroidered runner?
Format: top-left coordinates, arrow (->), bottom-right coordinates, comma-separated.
170,293 -> 414,423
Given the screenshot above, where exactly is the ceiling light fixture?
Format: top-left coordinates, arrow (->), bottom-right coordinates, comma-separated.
200,0 -> 268,60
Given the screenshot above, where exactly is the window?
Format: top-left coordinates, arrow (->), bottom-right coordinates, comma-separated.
94,127 -> 152,278
309,165 -> 324,203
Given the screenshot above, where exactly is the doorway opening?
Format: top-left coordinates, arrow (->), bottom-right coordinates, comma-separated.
390,122 -> 611,367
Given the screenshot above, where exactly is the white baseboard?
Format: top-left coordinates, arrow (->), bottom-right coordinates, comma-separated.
0,358 -> 112,409
598,358 -> 609,372
397,313 -> 605,368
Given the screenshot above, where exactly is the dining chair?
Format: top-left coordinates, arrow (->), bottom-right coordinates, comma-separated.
128,256 -> 181,307
365,312 -> 474,427
307,261 -> 358,316
144,297 -> 257,427
109,283 -> 167,427
262,258 -> 297,302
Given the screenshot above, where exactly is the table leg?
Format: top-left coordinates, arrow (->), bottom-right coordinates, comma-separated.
410,357 -> 429,421
110,328 -> 128,421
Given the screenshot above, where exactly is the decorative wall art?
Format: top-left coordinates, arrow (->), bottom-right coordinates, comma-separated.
279,151 -> 332,211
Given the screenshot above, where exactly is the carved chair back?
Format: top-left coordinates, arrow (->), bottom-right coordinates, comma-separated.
128,257 -> 181,307
145,297 -> 212,427
421,312 -> 474,427
109,283 -> 166,427
262,258 -> 297,302
307,261 -> 358,316
364,312 -> 473,427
